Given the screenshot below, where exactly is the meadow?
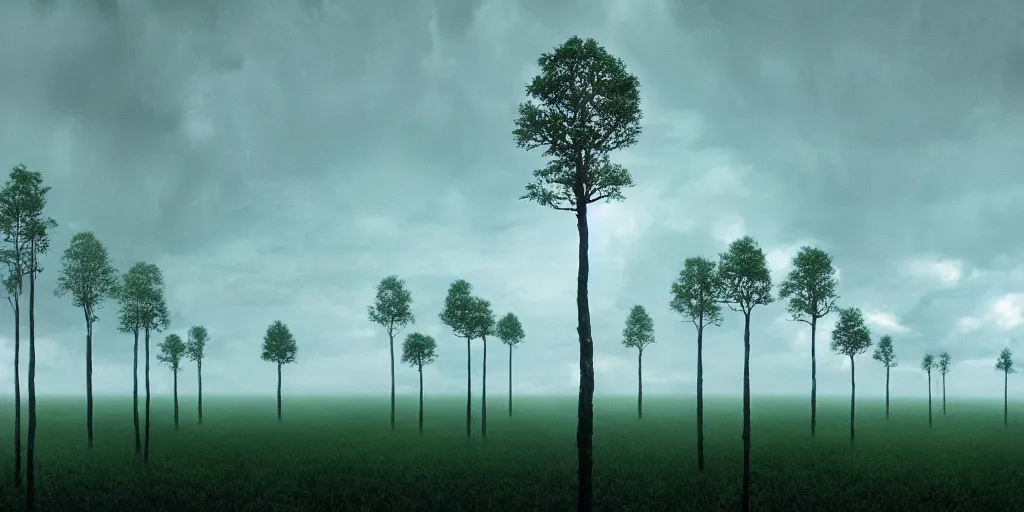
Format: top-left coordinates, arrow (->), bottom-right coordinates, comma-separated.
0,395 -> 1021,511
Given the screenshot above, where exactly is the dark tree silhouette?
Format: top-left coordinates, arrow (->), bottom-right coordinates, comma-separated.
54,231 -> 119,448
829,307 -> 872,444
401,332 -> 438,434
995,348 -> 1014,427
185,325 -> 209,424
670,256 -> 722,471
778,246 -> 839,438
439,279 -> 478,439
513,36 -> 642,511
157,334 -> 186,430
467,297 -> 495,438
621,305 -> 655,419
367,275 -> 415,431
261,321 -> 298,421
717,236 -> 773,512
937,352 -> 952,416
871,335 -> 898,420
921,354 -> 935,428
495,313 -> 525,417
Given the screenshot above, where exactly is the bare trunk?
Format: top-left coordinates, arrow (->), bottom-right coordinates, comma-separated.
389,331 -> 395,431
144,328 -> 151,463
696,321 -> 705,471
481,335 -> 487,438
942,373 -> 946,416
741,312 -> 752,512
12,293 -> 21,488
810,315 -> 817,437
1004,371 -> 1008,427
85,311 -> 94,448
26,258 -> 37,510
508,344 -> 513,417
418,364 -> 424,435
927,370 -> 933,429
849,356 -> 856,444
173,369 -> 179,430
465,337 -> 471,439
133,330 -> 140,454
576,201 -> 595,512
197,360 -> 203,424
636,349 -> 643,419
885,366 -> 890,420
277,362 -> 282,421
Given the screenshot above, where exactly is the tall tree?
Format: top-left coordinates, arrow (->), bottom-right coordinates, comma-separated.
829,307 -> 872,444
468,297 -> 496,438
621,305 -> 656,419
54,231 -> 119,448
513,36 -> 642,511
401,332 -> 438,434
261,321 -> 298,421
995,348 -> 1014,427
777,246 -> 839,438
937,352 -> 952,416
871,335 -> 898,420
118,263 -> 169,464
669,256 -> 723,471
717,236 -> 773,512
1,165 -> 56,509
367,276 -> 415,431
184,325 -> 209,424
921,354 -> 935,429
495,313 -> 525,417
157,334 -> 186,431
439,279 -> 477,439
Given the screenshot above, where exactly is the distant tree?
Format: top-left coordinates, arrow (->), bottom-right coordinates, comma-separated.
937,352 -> 952,416
514,35 -> 642,512
54,231 -> 119,448
367,275 -> 415,431
718,236 -> 773,512
401,332 -> 438,434
262,321 -> 298,421
871,335 -> 898,420
156,334 -> 186,430
0,165 -> 56,508
778,246 -> 839,437
439,279 -> 478,439
467,297 -> 496,437
995,348 -> 1014,427
921,354 -> 935,428
621,305 -> 656,419
495,313 -> 525,417
669,256 -> 723,471
184,325 -> 210,424
830,307 -> 873,444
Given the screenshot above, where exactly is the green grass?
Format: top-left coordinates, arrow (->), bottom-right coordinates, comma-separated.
0,394 -> 1021,510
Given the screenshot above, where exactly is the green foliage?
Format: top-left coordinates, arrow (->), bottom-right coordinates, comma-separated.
116,262 -> 170,334
669,256 -> 723,328
872,335 -> 898,368
439,279 -> 476,339
521,154 -> 634,210
937,352 -> 952,375
54,231 -> 120,322
157,334 -> 187,373
185,325 -> 209,363
996,348 -> 1014,374
0,163 -> 57,279
367,275 -> 415,337
621,305 -> 655,352
262,320 -> 297,365
717,236 -> 774,313
466,297 -> 496,339
829,307 -> 872,357
400,333 -> 438,368
495,313 -> 525,347
921,354 -> 935,372
777,246 -> 839,324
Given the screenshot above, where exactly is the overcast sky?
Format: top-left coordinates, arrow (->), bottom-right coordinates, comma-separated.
0,0 -> 1021,402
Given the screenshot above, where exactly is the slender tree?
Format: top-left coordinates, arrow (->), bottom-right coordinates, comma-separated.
116,269 -> 143,455
185,325 -> 209,424
778,246 -> 839,438
495,313 -> 525,417
921,354 -> 935,428
621,305 -> 656,419
937,352 -> 952,416
261,321 -> 298,421
467,297 -> 496,438
829,307 -> 872,444
367,276 -> 415,431
670,256 -> 723,471
514,36 -> 642,512
401,332 -> 438,434
439,279 -> 477,439
54,231 -> 119,448
157,334 -> 186,430
871,335 -> 898,420
717,236 -> 773,512
995,348 -> 1014,427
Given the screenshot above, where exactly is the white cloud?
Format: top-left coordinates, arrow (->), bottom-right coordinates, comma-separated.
989,293 -> 1024,330
903,257 -> 963,285
864,311 -> 910,333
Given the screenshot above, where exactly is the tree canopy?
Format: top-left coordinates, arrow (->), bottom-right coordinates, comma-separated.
829,307 -> 872,357
262,320 -> 297,365
401,333 -> 438,368
0,164 -> 57,279
367,275 -> 415,337
116,262 -> 170,335
718,236 -> 774,313
466,296 -> 496,340
622,305 -> 655,352
185,325 -> 209,363
872,335 -> 898,368
921,354 -> 935,372
778,246 -> 839,324
495,313 -> 525,347
157,334 -> 186,373
937,352 -> 952,375
996,348 -> 1015,374
54,231 -> 120,322
439,279 -> 476,339
669,256 -> 723,328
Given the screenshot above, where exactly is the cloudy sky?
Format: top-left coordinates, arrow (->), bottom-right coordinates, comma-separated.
0,0 -> 1021,402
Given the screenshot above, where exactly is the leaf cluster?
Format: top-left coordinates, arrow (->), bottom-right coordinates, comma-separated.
718,236 -> 774,314
495,313 -> 525,347
0,164 -> 57,284
872,335 -> 898,368
996,348 -> 1015,374
621,305 -> 655,352
401,332 -> 438,368
829,307 -> 872,357
157,334 -> 187,372
521,154 -> 634,211
54,231 -> 119,323
367,275 -> 415,337
921,353 -> 935,372
262,320 -> 297,365
186,325 -> 210,363
937,352 -> 952,375
669,256 -> 722,329
439,280 -> 476,339
778,246 -> 839,324
116,262 -> 170,335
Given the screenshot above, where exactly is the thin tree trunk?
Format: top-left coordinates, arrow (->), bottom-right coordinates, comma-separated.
927,370 -> 932,429
277,362 -> 282,421
173,369 -> 179,430
482,335 -> 488,438
576,200 -> 595,512
508,344 -> 513,417
696,321 -> 705,472
637,349 -> 643,419
849,356 -> 855,444
885,366 -> 890,420
1004,372 -> 1008,427
85,311 -> 94,448
942,373 -> 946,416
197,359 -> 203,424
741,312 -> 752,512
465,337 -> 471,439
12,294 -> 21,488
144,328 -> 151,463
26,265 -> 37,510
810,315 -> 817,437
418,364 -> 424,435
133,330 -> 140,454
389,331 -> 395,431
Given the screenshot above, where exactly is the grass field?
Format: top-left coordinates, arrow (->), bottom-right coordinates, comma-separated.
0,394 -> 1021,511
